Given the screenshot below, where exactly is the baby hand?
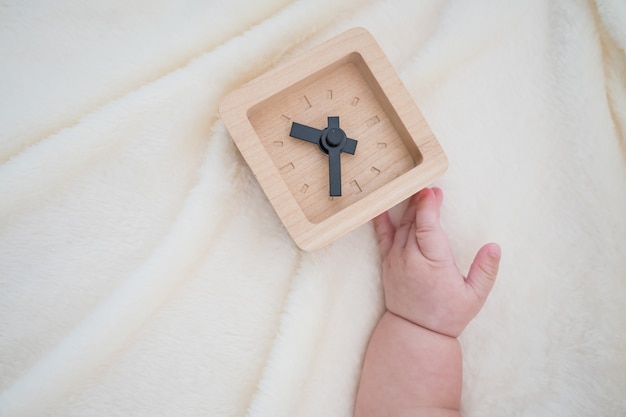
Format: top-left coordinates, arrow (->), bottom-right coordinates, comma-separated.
373,187 -> 501,337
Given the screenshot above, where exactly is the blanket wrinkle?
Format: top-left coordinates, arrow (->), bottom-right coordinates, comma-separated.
399,0 -> 540,96
45,183 -> 302,417
591,4 -> 626,162
245,229 -> 382,417
244,253 -> 334,416
204,165 -> 305,415
0,128 -> 240,417
0,0 -> 295,163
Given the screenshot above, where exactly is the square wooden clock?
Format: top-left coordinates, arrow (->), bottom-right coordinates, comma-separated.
219,27 -> 447,251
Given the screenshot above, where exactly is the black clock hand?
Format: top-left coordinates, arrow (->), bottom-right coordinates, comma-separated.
328,146 -> 342,196
290,122 -> 323,144
323,122 -> 348,197
343,137 -> 357,155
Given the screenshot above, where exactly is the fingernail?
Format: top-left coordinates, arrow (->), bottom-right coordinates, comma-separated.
487,244 -> 501,259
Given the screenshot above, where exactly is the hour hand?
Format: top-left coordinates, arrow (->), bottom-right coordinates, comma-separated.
343,138 -> 357,155
290,122 -> 323,144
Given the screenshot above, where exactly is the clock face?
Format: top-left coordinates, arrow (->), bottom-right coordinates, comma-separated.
220,28 -> 446,251
248,53 -> 420,224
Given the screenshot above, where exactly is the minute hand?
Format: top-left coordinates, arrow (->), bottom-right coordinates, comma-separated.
328,146 -> 342,197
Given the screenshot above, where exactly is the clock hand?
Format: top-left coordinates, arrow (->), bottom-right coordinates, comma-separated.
323,125 -> 348,197
343,138 -> 358,155
290,122 -> 323,144
328,146 -> 342,197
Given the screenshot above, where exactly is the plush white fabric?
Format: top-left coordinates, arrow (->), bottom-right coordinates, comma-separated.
1,1 -> 625,416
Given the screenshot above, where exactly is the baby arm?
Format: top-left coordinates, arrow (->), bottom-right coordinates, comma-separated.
354,188 -> 501,417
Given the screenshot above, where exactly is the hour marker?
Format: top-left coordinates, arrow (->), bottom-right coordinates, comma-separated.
327,90 -> 333,99
351,97 -> 360,106
281,114 -> 291,122
300,183 -> 309,193
366,116 -> 380,127
377,142 -> 387,149
370,166 -> 381,175
350,180 -> 362,194
273,141 -> 284,147
280,162 -> 295,173
302,95 -> 312,109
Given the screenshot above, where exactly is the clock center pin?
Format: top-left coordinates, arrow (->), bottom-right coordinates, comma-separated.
320,127 -> 347,154
325,128 -> 345,148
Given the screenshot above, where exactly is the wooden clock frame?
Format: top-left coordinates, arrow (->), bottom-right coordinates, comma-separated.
219,27 -> 447,251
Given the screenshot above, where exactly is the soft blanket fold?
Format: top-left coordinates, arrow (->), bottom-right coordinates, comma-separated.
1,1 -> 625,416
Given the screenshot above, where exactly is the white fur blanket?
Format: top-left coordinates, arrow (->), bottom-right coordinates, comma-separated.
1,1 -> 625,416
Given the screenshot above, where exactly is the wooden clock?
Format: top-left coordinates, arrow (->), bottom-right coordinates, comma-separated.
219,27 -> 447,251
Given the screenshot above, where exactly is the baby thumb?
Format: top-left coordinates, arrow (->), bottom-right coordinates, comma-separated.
466,243 -> 501,302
